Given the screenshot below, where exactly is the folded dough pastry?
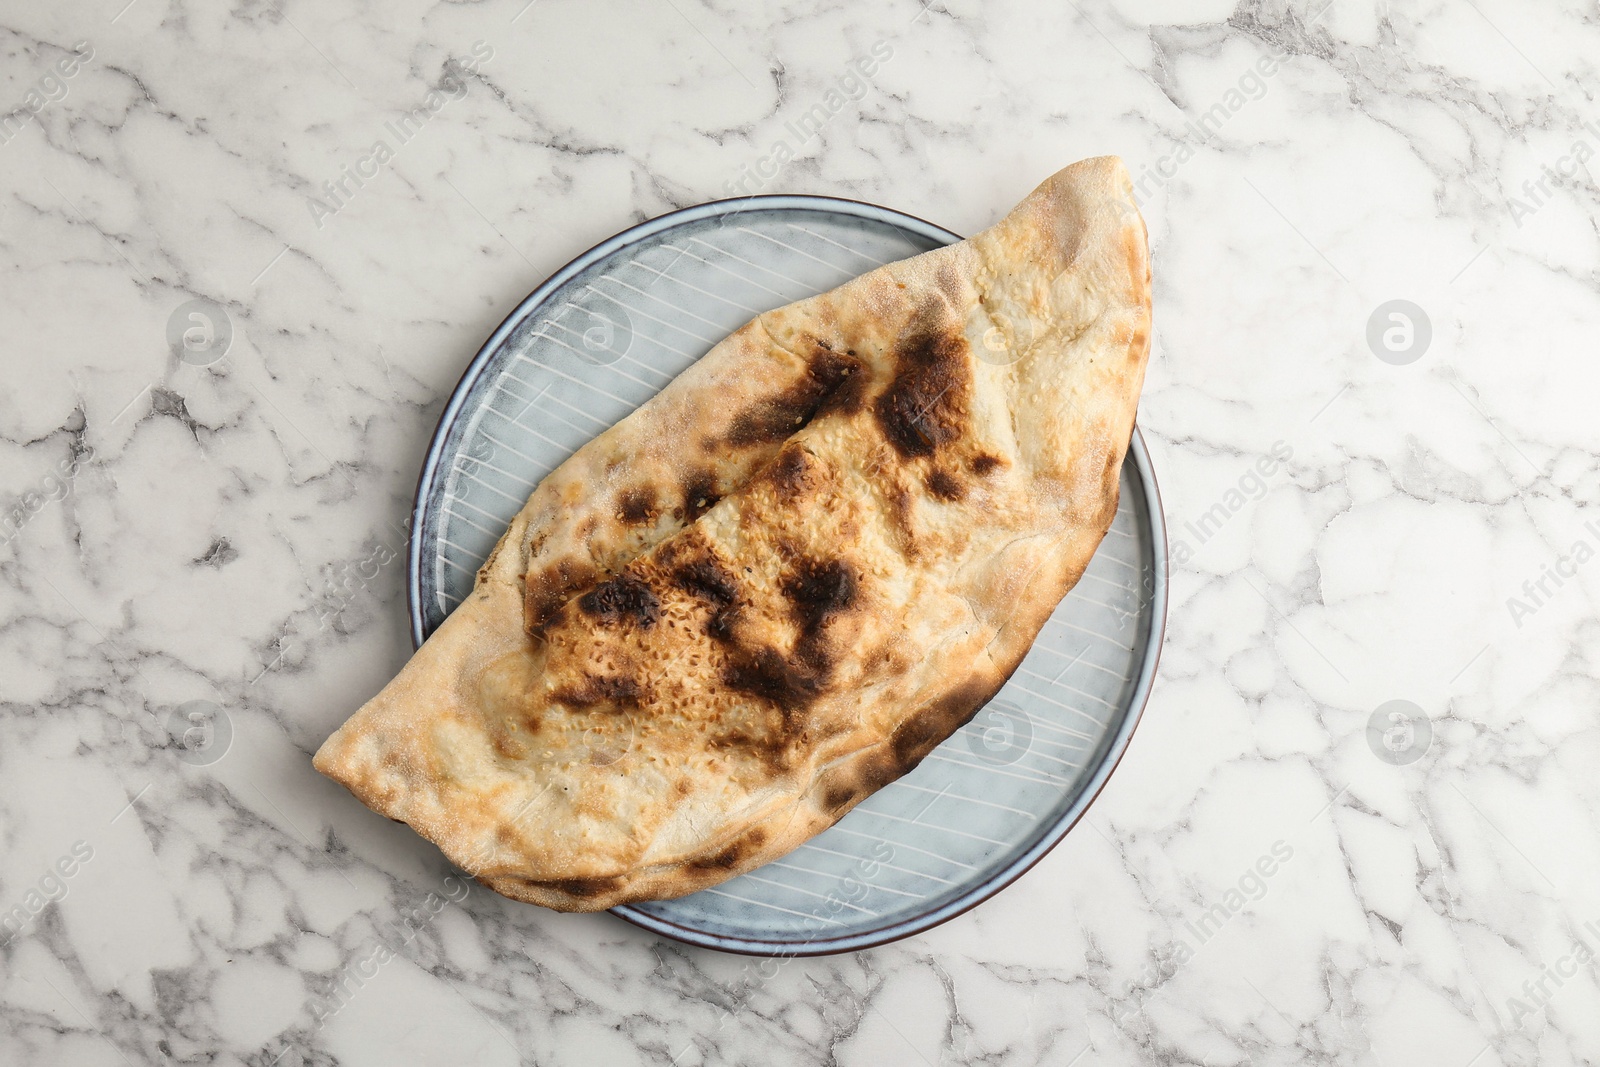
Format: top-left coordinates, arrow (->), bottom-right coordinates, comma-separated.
314,156 -> 1152,912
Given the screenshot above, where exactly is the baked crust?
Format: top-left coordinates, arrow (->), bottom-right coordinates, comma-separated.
314,157 -> 1152,912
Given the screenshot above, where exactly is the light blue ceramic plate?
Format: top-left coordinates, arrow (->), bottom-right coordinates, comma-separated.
408,196 -> 1166,956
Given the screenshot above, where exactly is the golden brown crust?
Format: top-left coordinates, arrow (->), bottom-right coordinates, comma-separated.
516,319 -> 863,636
313,156 -> 1152,912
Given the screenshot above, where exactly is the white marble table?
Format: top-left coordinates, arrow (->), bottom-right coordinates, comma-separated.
2,1 -> 1596,1064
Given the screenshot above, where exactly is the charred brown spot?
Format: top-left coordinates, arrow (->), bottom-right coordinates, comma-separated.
691,828 -> 768,871
723,646 -> 826,711
617,486 -> 658,525
577,575 -> 660,628
690,844 -> 741,871
970,453 -> 1004,476
549,674 -> 641,709
764,444 -> 814,503
823,783 -> 857,814
682,470 -> 721,521
525,558 -> 598,634
706,605 -> 741,643
816,360 -> 868,419
781,558 -> 857,638
539,876 -> 623,899
891,676 -> 1008,772
667,551 -> 742,640
721,558 -> 855,718
926,468 -> 965,501
672,555 -> 738,607
821,751 -> 899,813
872,314 -> 970,459
726,350 -> 861,446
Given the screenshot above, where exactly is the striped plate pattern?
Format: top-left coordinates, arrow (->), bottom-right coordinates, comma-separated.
409,196 -> 1165,955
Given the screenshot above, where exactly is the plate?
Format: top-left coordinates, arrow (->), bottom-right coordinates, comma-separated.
407,195 -> 1166,955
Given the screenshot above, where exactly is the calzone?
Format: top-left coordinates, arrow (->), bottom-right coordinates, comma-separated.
314,156 -> 1152,911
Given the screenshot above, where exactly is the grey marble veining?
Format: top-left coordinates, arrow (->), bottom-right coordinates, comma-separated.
2,1 -> 1597,1064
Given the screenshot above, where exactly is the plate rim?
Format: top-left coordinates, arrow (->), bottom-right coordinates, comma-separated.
405,193 -> 1167,956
